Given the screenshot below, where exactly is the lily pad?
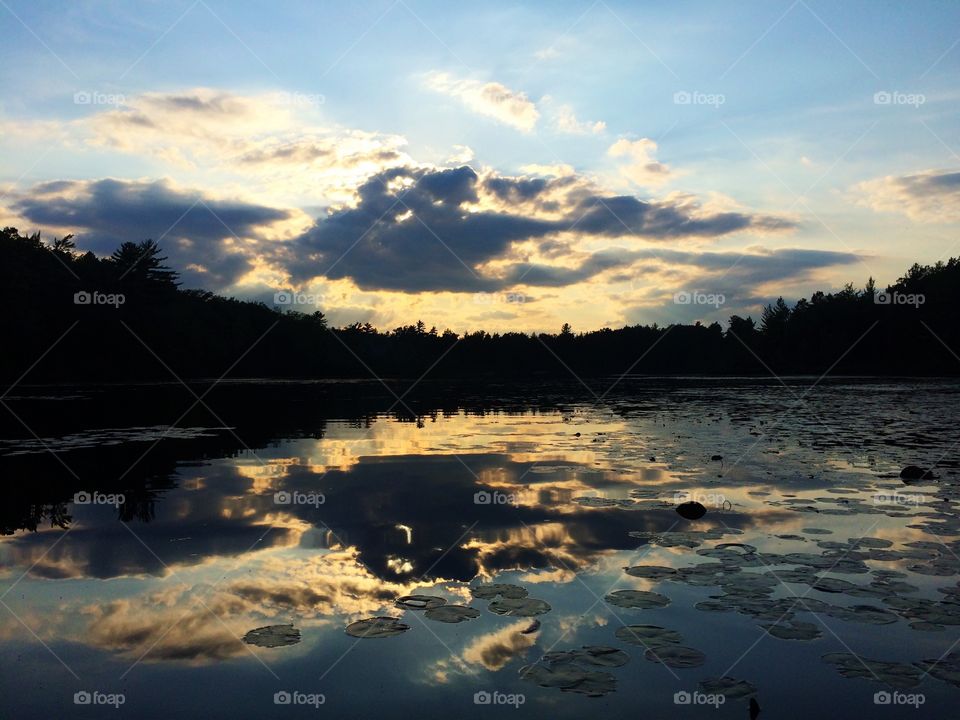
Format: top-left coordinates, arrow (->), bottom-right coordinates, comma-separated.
615,624 -> 683,647
424,605 -> 480,623
471,583 -> 528,599
488,596 -> 552,617
544,646 -> 630,668
644,645 -> 706,668
760,620 -> 821,641
345,617 -> 410,639
823,652 -> 923,689
623,565 -> 677,580
243,624 -> 301,648
395,594 -> 446,610
519,664 -> 617,696
698,676 -> 757,699
604,589 -> 671,609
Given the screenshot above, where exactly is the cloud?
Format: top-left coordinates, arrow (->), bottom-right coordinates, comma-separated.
550,102 -> 606,135
855,168 -> 960,223
424,72 -> 540,132
12,178 -> 296,287
282,164 -> 798,293
608,138 -> 671,187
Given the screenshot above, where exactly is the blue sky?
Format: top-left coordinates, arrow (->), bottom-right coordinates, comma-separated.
1,0 -> 958,331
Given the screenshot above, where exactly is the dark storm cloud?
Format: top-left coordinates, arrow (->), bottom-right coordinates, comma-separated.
13,178 -> 292,287
286,166 -> 800,292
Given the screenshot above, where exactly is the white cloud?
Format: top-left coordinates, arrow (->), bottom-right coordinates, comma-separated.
552,103 -> 605,135
424,72 -> 539,132
854,169 -> 960,223
608,137 -> 671,187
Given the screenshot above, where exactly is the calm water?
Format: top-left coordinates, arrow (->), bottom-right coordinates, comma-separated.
2,379 -> 959,718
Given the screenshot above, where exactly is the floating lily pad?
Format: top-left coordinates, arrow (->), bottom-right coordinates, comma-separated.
521,619 -> 541,634
395,594 -> 446,610
488,596 -> 551,617
760,620 -> 821,641
604,589 -> 671,609
915,652 -> 960,687
424,605 -> 480,623
614,624 -> 683,647
544,646 -> 630,668
471,583 -> 528,599
823,652 -> 923,689
243,624 -> 301,648
624,565 -> 677,580
345,617 -> 410,639
519,664 -> 617,696
644,645 -> 706,668
698,676 -> 757,699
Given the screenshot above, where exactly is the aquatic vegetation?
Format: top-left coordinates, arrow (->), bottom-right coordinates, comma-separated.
488,597 -> 552,617
395,595 -> 446,610
822,652 -> 923,689
518,663 -> 617,697
614,624 -> 684,647
543,646 -> 630,668
242,624 -> 301,648
644,644 -> 706,668
604,589 -> 670,609
345,617 -> 410,639
424,605 -> 481,623
698,676 -> 757,699
471,583 -> 528,599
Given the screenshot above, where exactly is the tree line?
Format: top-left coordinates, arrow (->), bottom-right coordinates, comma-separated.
2,226 -> 959,382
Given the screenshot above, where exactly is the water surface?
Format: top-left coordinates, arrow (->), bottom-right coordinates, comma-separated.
2,379 -> 959,718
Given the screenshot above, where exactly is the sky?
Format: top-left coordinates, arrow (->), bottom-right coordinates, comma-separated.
1,0 -> 958,333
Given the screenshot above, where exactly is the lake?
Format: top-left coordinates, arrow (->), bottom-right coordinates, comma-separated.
2,378 -> 959,718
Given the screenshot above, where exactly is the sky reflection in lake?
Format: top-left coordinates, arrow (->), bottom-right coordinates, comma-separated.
2,380 -> 959,718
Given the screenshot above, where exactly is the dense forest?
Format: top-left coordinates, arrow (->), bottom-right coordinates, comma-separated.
2,226 -> 959,382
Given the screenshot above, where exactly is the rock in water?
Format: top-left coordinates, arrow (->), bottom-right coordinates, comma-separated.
900,466 -> 936,482
676,501 -> 707,520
